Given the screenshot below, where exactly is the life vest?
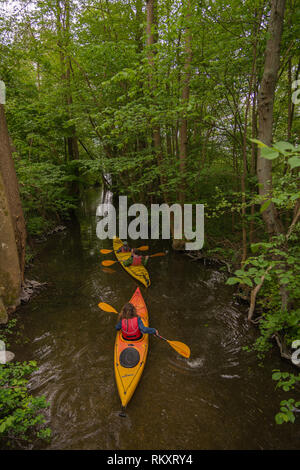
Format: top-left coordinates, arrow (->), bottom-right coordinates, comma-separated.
132,254 -> 142,266
121,317 -> 142,340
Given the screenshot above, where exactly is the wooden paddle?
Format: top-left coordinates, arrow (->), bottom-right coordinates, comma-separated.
98,302 -> 190,359
101,252 -> 166,267
100,245 -> 149,254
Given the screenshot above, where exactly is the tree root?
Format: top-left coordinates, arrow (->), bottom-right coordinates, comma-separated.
273,333 -> 300,368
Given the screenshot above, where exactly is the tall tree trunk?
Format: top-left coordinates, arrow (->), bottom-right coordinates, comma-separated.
178,0 -> 192,206
56,0 -> 79,197
0,104 -> 25,322
146,0 -> 166,199
134,0 -> 144,53
241,8 -> 261,263
65,0 -> 79,163
0,172 -> 22,323
0,104 -> 26,279
249,83 -> 258,245
256,0 -> 291,314
56,0 -> 79,162
257,0 -> 286,236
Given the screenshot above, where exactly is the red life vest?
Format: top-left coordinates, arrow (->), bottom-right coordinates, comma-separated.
132,254 -> 142,266
121,317 -> 142,340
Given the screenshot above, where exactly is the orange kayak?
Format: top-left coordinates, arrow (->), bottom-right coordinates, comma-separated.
114,287 -> 149,413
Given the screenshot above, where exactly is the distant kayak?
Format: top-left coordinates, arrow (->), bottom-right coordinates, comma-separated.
114,287 -> 149,410
113,236 -> 151,288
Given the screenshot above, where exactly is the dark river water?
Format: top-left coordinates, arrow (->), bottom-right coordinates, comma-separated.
10,188 -> 300,450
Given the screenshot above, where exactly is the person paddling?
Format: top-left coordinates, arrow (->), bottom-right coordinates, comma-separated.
115,302 -> 158,341
116,240 -> 131,253
123,248 -> 149,267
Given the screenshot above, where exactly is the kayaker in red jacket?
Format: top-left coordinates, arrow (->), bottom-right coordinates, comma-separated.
115,302 -> 158,340
123,249 -> 149,267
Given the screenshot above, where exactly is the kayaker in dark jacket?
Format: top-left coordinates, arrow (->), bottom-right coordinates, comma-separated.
115,302 -> 158,340
123,249 -> 149,267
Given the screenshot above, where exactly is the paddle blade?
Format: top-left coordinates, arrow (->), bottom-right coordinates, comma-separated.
138,245 -> 149,251
150,252 -> 166,258
102,267 -> 116,274
102,260 -> 117,266
98,302 -> 118,314
100,249 -> 113,254
167,340 -> 191,358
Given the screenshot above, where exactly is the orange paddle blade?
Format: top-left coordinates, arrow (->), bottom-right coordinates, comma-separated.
98,302 -> 118,314
150,252 -> 166,258
167,340 -> 191,358
138,245 -> 149,251
102,260 -> 117,266
100,249 -> 113,254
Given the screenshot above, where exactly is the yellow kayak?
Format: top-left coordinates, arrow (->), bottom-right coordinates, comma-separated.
114,287 -> 149,412
113,236 -> 151,288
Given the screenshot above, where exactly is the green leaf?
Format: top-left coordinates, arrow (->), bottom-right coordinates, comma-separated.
251,243 -> 262,253
275,413 -> 284,424
287,411 -> 295,423
272,372 -> 282,381
273,141 -> 295,153
249,138 -> 268,148
288,156 -> 300,170
234,269 -> 245,276
226,277 -> 241,285
260,200 -> 272,213
243,278 -> 253,287
261,147 -> 279,160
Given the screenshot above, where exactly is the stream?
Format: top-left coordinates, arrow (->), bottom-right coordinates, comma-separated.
10,188 -> 300,450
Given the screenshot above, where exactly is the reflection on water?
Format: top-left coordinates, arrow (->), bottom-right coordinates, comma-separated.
9,188 -> 300,450
95,175 -> 114,242
97,174 -> 113,216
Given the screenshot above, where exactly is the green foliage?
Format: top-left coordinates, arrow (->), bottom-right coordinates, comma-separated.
251,140 -> 300,170
226,137 -> 300,365
0,319 -> 18,350
274,399 -> 300,424
272,370 -> 300,392
15,160 -> 77,236
227,231 -> 300,354
0,361 -> 51,445
272,371 -> 300,424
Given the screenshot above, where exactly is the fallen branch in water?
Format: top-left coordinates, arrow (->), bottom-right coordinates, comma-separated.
248,265 -> 273,322
273,333 -> 300,368
185,251 -> 232,273
20,279 -> 47,304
